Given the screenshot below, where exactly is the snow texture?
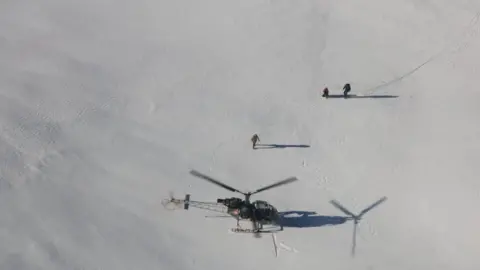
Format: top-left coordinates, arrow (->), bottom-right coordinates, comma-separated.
1,0 -> 480,269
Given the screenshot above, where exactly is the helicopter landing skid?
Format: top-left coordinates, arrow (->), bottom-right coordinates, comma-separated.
229,225 -> 283,234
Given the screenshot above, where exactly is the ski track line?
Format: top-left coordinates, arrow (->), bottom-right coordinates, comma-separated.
365,10 -> 480,95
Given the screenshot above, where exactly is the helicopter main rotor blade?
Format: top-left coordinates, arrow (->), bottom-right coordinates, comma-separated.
251,177 -> 298,195
329,200 -> 356,218
189,170 -> 245,195
357,196 -> 387,218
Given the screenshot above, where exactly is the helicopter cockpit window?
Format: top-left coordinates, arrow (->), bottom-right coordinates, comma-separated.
254,200 -> 270,209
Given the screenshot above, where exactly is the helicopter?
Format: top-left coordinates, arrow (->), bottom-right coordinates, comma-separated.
162,169 -> 298,237
163,170 -> 388,257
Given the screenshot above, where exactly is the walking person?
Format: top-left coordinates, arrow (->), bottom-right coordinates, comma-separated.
322,87 -> 329,98
251,134 -> 260,149
343,83 -> 351,98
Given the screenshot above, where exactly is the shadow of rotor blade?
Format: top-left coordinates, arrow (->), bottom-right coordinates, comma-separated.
352,221 -> 357,257
255,144 -> 311,148
358,196 -> 388,218
252,177 -> 298,194
189,170 -> 243,194
330,200 -> 356,217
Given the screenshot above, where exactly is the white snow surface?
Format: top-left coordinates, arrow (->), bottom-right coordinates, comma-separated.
1,0 -> 480,269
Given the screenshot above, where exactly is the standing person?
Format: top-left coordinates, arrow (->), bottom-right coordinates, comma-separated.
322,87 -> 329,98
251,134 -> 260,149
343,83 -> 351,98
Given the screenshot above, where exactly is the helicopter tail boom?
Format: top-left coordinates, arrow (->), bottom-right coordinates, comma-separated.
162,194 -> 229,214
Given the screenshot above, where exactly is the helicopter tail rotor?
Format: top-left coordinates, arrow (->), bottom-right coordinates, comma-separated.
184,194 -> 191,210
162,192 -> 191,211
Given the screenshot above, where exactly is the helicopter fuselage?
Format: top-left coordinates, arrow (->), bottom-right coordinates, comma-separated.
217,197 -> 280,225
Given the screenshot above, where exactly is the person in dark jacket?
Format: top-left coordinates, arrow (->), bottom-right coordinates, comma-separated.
322,87 -> 329,98
343,83 -> 351,98
251,134 -> 260,149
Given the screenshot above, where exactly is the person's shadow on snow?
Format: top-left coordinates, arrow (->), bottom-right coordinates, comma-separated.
254,144 -> 310,149
324,94 -> 398,99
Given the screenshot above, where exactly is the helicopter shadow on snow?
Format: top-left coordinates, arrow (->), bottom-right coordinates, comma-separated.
278,211 -> 351,228
254,144 -> 310,149
325,94 -> 399,99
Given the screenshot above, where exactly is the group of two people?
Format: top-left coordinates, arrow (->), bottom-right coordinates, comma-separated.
322,83 -> 351,98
